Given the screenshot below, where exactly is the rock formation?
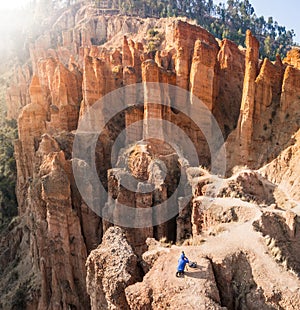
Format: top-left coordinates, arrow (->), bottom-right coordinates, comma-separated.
260,128 -> 300,205
236,30 -> 260,164
86,227 -> 140,310
1,2 -> 300,309
214,39 -> 245,138
226,30 -> 300,172
125,226 -> 300,309
284,47 -> 300,69
126,251 -> 224,309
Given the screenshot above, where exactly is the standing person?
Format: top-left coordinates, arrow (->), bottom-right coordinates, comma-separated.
176,251 -> 189,277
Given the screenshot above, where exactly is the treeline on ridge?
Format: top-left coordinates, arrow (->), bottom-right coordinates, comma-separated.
92,0 -> 296,59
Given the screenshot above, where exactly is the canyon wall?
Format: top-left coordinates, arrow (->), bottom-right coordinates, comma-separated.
226,34 -> 300,172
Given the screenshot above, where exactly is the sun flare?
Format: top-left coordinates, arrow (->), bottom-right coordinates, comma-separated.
0,0 -> 30,10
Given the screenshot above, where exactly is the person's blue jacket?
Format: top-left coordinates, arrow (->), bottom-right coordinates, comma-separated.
177,253 -> 189,272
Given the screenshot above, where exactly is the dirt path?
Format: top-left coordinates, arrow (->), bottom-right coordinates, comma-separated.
192,201 -> 300,293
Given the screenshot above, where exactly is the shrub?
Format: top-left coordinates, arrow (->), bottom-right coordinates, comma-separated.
12,283 -> 27,310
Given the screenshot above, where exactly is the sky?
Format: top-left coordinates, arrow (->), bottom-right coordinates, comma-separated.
214,0 -> 300,43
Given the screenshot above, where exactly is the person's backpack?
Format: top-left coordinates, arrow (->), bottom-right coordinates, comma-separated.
188,261 -> 197,268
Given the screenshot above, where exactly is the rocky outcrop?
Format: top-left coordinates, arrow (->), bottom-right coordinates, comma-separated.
81,50 -> 117,110
13,66 -> 99,308
280,64 -> 300,113
174,20 -> 219,91
15,77 -> 47,206
86,227 -> 140,310
187,167 -> 275,235
38,151 -> 88,309
4,133 -> 92,309
226,30 -> 260,167
226,32 -> 300,173
190,39 -> 219,111
238,30 -> 260,162
16,56 -> 82,210
140,238 -> 171,273
133,231 -> 300,309
253,211 -> 300,275
284,47 -> 300,69
260,129 -> 300,204
209,249 -> 300,310
214,39 -> 245,137
125,248 -> 224,309
104,139 -> 181,254
43,58 -> 82,133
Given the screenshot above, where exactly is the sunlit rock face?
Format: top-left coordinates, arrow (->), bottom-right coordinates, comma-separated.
226,30 -> 300,172
2,2 -> 300,309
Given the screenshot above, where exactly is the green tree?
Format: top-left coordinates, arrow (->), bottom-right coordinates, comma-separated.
0,119 -> 18,221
